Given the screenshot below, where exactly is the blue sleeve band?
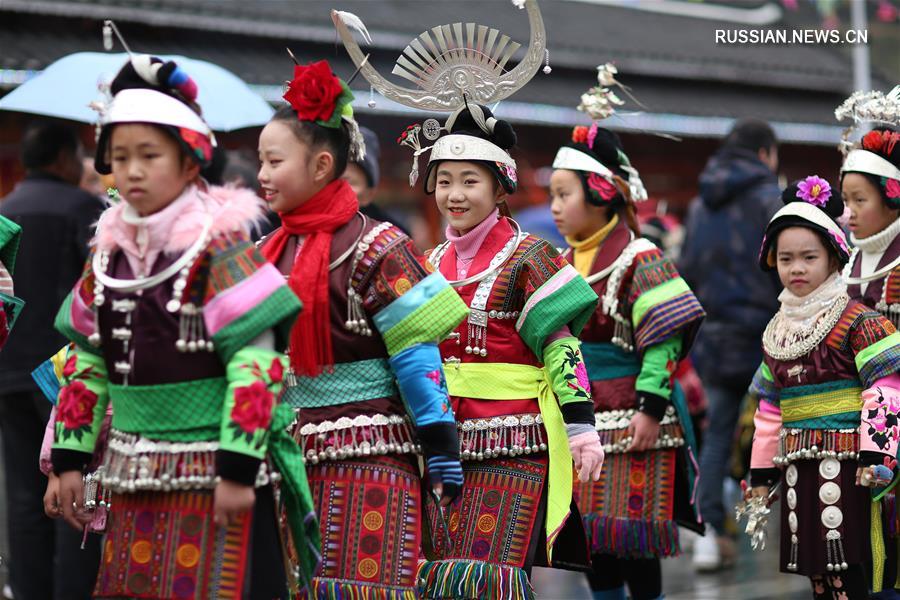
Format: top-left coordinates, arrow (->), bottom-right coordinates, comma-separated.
31,359 -> 61,405
389,342 -> 455,427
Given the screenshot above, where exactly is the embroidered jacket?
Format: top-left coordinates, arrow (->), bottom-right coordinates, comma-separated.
565,219 -> 705,428
750,299 -> 900,482
51,185 -> 301,487
433,216 -> 599,457
261,214 -> 468,464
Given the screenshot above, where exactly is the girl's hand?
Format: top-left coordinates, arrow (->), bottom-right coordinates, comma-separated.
44,472 -> 61,519
856,465 -> 894,488
750,486 -> 771,501
741,480 -> 778,506
628,412 -> 661,452
58,470 -> 91,531
214,479 -> 255,527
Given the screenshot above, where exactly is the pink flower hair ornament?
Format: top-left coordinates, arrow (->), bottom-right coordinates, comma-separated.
796,175 -> 832,207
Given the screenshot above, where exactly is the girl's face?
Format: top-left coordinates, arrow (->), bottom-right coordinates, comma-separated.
775,227 -> 835,297
257,120 -> 332,213
842,172 -> 899,239
110,124 -> 198,216
434,161 -> 504,234
549,169 -> 610,240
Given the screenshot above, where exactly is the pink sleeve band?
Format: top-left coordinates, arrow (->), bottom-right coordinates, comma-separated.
757,399 -> 781,416
859,383 -> 900,458
39,407 -> 56,475
750,405 -> 781,469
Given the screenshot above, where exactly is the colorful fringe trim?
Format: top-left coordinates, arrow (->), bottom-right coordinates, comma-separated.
583,515 -> 681,559
311,577 -> 416,600
417,559 -> 534,600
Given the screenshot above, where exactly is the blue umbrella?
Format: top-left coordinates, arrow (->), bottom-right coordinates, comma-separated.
0,52 -> 273,131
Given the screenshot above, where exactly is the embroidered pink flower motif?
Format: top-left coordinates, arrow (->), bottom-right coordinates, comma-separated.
885,178 -> 900,200
887,392 -> 900,415
796,175 -> 831,207
829,230 -> 849,256
425,369 -> 442,387
869,410 -> 888,433
574,362 -> 590,392
230,381 -> 274,434
587,173 -> 618,201
505,165 -> 518,185
57,381 -> 98,431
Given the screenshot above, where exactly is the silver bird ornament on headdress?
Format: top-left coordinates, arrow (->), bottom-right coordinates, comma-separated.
331,0 -> 546,113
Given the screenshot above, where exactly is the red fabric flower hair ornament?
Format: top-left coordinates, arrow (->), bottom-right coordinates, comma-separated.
862,130 -> 900,156
282,60 -> 355,129
587,172 -> 619,202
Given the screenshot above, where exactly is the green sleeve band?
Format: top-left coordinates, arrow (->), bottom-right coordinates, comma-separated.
542,336 -> 593,407
52,347 -> 110,454
220,346 -> 287,460
631,277 -> 691,328
635,336 -> 682,400
855,333 -> 900,375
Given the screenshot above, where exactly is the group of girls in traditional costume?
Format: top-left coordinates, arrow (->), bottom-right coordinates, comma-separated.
548,68 -> 705,600
32,0 -> 898,597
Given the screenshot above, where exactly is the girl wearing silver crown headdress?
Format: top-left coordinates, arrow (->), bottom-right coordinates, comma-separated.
549,69 -> 705,599
330,2 -> 602,595
746,177 -> 900,599
412,102 -> 605,600
835,87 -> 900,330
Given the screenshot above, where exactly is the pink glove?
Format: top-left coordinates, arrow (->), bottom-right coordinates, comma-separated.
569,431 -> 605,482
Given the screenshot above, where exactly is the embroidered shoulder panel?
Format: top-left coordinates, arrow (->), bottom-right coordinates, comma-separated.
201,231 -> 264,304
886,267 -> 900,306
849,307 -> 897,353
351,224 -> 432,314
488,235 -> 558,312
626,247 -> 680,305
826,301 -> 868,351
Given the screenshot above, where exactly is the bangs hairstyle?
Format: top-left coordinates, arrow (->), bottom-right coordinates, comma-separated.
773,226 -> 843,272
105,122 -> 193,165
843,126 -> 900,211
272,104 -> 350,179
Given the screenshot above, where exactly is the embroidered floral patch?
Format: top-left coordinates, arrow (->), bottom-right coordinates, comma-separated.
55,353 -> 104,442
230,358 -> 284,448
561,345 -> 590,401
863,387 -> 900,452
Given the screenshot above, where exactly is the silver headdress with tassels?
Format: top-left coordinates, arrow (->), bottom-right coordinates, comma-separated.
554,62 -> 649,202
834,85 -> 900,157
332,0 -> 547,186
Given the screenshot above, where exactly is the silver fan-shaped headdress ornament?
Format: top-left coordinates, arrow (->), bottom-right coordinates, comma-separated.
332,0 -> 547,187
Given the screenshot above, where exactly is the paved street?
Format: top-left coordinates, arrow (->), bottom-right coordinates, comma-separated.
531,533 -> 811,599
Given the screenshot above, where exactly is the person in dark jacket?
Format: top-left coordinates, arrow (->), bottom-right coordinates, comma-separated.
341,126 -> 410,234
0,122 -> 105,599
679,118 -> 782,572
